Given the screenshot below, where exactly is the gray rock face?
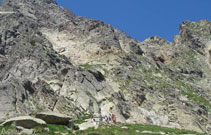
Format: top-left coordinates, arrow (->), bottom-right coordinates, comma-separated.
179,20 -> 211,54
0,0 -> 211,133
0,0 -> 75,26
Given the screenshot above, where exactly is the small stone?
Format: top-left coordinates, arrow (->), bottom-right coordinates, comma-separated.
136,130 -> 140,133
21,129 -> 34,134
121,126 -> 129,130
44,127 -> 50,132
159,131 -> 166,135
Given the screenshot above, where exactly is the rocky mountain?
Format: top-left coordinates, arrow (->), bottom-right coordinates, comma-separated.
0,0 -> 211,133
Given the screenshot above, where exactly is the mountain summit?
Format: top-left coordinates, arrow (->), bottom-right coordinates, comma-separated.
0,0 -> 211,133
0,0 -> 75,26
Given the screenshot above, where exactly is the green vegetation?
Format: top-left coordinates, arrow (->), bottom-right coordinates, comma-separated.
33,124 -> 72,135
30,40 -> 36,46
154,81 -> 171,90
46,124 -> 72,134
171,78 -> 210,107
173,80 -> 190,89
79,63 -> 95,70
139,65 -> 154,82
33,100 -> 44,111
102,68 -> 109,77
119,77 -> 135,91
185,50 -> 196,62
186,22 -> 211,37
43,46 -> 50,53
169,50 -> 199,70
171,79 -> 210,107
33,125 -> 46,133
138,64 -> 162,81
75,123 -> 205,135
36,106 -> 44,111
12,103 -> 18,113
0,126 -> 17,135
0,123 -> 206,135
73,114 -> 92,124
182,90 -> 211,107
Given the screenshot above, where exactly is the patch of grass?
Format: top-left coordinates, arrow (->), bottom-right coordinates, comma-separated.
173,80 -> 190,89
47,124 -> 72,134
185,50 -> 195,61
79,63 -> 94,70
33,100 -> 44,111
102,68 -> 109,77
119,77 -> 135,91
30,40 -> 36,46
73,114 -> 92,125
182,90 -> 211,107
0,126 -> 17,135
186,23 -> 209,36
34,124 -> 73,135
138,64 -> 162,83
5,112 -> 9,117
124,124 -> 197,135
75,123 -> 205,135
169,50 -> 199,70
172,79 -> 210,107
154,80 -> 171,90
33,125 -> 46,134
44,46 -> 50,53
36,105 -> 44,111
13,103 -> 18,113
1,123 -> 203,135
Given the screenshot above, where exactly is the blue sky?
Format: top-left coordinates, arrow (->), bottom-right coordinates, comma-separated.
57,0 -> 211,42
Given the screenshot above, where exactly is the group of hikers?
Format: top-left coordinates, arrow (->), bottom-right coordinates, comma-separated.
91,113 -> 116,125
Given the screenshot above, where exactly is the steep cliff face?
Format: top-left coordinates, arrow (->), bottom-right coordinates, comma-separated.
0,0 -> 211,133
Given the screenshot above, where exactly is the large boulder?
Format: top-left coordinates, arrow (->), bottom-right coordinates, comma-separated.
1,116 -> 46,129
78,119 -> 98,130
35,112 -> 72,125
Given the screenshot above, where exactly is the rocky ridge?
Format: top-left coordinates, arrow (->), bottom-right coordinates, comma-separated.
0,0 -> 211,133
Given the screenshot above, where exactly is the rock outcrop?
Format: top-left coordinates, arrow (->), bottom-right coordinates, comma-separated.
0,0 -> 211,133
35,112 -> 72,125
1,116 -> 46,129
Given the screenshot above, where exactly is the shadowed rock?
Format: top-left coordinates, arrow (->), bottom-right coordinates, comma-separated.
35,112 -> 72,125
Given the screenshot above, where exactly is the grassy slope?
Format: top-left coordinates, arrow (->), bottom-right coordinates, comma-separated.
0,123 -> 206,135
75,123 -> 205,135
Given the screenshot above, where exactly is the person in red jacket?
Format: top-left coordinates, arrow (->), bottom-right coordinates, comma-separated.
112,114 -> 116,123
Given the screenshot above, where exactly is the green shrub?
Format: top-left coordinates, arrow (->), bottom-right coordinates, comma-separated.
30,40 -> 36,46
182,90 -> 210,107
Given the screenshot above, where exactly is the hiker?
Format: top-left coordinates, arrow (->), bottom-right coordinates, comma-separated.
105,115 -> 109,124
112,114 -> 116,123
99,115 -> 103,124
91,116 -> 96,125
109,114 -> 112,123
